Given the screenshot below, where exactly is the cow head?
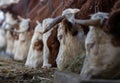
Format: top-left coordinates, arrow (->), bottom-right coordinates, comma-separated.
14,16 -> 31,61
75,12 -> 120,79
14,16 -> 30,33
2,12 -> 18,30
25,21 -> 44,68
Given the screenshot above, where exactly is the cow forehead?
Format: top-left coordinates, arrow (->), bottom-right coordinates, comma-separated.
42,18 -> 54,31
42,18 -> 54,25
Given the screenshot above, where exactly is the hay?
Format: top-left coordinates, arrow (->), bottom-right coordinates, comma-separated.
65,52 -> 86,74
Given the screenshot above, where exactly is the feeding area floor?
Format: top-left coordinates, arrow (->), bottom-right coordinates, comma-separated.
0,54 -> 55,83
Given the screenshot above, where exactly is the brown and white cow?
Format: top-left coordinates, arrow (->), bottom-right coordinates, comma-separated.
25,18 -> 59,68
43,8 -> 85,70
25,21 -> 43,68
74,10 -> 120,79
14,16 -> 31,61
56,8 -> 85,70
3,12 -> 18,55
2,12 -> 30,58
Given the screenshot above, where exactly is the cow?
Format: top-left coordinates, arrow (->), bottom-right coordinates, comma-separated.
55,8 -> 85,70
42,8 -> 85,70
1,12 -> 29,57
25,21 -> 43,68
25,18 -> 59,69
3,12 -> 18,55
14,16 -> 30,61
73,0 -> 120,79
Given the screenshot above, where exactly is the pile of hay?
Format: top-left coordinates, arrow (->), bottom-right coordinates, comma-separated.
65,52 -> 86,74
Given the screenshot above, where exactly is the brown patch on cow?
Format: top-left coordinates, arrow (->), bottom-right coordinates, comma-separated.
33,39 -> 43,51
47,25 -> 60,67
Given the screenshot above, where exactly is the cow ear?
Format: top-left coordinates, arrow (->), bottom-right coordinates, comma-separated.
108,10 -> 120,37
